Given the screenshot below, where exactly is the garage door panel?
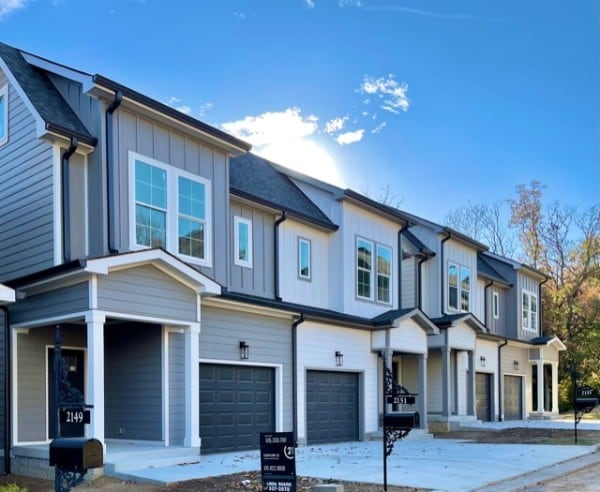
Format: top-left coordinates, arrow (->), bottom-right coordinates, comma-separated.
476,373 -> 491,422
504,375 -> 522,420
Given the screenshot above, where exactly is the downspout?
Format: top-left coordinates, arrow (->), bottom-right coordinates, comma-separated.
440,231 -> 452,315
417,255 -> 428,310
397,224 -> 410,308
105,91 -> 123,254
484,280 -> 494,327
538,277 -> 548,337
1,306 -> 10,474
498,338 -> 508,421
61,137 -> 79,263
291,314 -> 305,446
274,211 -> 287,301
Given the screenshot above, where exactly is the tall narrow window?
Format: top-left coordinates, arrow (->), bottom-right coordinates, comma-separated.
448,263 -> 459,310
460,266 -> 471,311
356,238 -> 373,299
492,291 -> 500,319
0,84 -> 7,146
448,262 -> 471,312
522,291 -> 530,329
376,244 -> 392,304
234,216 -> 252,268
298,238 -> 311,280
134,159 -> 167,248
530,293 -> 538,331
178,176 -> 207,260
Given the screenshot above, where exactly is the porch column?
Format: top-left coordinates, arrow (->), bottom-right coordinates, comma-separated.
551,362 -> 559,414
417,354 -> 427,429
467,351 -> 475,416
441,347 -> 451,417
536,361 -> 544,414
85,311 -> 105,444
184,323 -> 200,447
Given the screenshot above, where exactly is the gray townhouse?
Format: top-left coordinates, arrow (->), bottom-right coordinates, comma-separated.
0,41 -> 565,479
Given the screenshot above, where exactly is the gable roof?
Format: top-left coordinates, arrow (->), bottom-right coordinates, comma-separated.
403,229 -> 435,257
477,254 -> 512,286
0,42 -> 96,146
230,153 -> 337,230
432,313 -> 487,333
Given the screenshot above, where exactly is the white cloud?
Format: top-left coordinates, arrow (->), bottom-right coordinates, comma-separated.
324,116 -> 348,135
167,96 -> 192,115
198,101 -> 214,116
305,0 -> 315,8
234,11 -> 246,19
336,129 -> 364,145
360,75 -> 409,114
371,122 -> 387,134
0,0 -> 26,19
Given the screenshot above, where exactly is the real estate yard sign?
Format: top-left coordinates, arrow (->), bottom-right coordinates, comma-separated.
260,432 -> 296,492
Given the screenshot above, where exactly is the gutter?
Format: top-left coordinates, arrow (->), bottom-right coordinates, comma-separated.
105,90 -> 123,254
417,255 -> 429,310
440,231 -> 452,315
291,314 -> 305,445
273,212 -> 287,300
498,338 -> 508,421
1,306 -> 10,474
61,137 -> 79,262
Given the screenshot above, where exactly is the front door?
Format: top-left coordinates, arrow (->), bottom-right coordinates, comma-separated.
48,348 -> 85,438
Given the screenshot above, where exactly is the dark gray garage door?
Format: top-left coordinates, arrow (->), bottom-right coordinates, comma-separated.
476,373 -> 491,421
307,370 -> 358,444
199,364 -> 274,453
504,375 -> 523,420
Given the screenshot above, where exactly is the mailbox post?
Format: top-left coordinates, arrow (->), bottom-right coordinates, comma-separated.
571,364 -> 599,444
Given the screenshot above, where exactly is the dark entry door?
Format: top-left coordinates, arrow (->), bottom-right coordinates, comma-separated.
476,373 -> 491,421
504,375 -> 523,420
48,348 -> 85,438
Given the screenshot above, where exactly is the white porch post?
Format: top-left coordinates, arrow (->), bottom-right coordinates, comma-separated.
536,361 -> 544,414
418,354 -> 427,429
184,323 -> 200,447
85,311 -> 105,444
441,347 -> 451,417
467,351 -> 475,416
551,362 -> 559,414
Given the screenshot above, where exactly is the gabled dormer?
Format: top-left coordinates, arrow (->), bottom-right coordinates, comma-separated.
477,253 -> 512,335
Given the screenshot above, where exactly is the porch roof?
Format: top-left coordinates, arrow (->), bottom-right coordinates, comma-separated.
530,335 -> 567,351
0,283 -> 15,304
432,313 -> 487,333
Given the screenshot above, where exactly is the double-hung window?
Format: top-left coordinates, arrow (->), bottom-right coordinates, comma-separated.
448,262 -> 471,312
234,216 -> 252,268
0,84 -> 8,146
376,244 -> 392,304
356,238 -> 373,300
356,237 -> 393,304
492,291 -> 500,319
298,237 -> 311,280
522,290 -> 538,331
130,152 -> 212,266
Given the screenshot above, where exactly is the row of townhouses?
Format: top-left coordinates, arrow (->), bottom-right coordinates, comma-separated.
0,42 -> 565,478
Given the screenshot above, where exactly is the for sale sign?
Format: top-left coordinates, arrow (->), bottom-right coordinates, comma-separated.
260,432 -> 296,492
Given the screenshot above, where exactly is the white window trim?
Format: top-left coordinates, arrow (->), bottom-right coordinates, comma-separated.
298,237 -> 311,281
356,237 -> 374,301
376,243 -> 393,305
447,261 -> 470,313
522,289 -> 538,332
0,83 -> 8,146
128,151 -> 212,267
234,216 -> 253,268
492,291 -> 500,319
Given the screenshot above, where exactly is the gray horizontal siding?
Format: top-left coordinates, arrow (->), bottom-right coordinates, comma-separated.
0,73 -> 55,281
0,311 -> 5,462
169,331 -> 185,445
10,282 -> 89,325
97,265 -> 198,322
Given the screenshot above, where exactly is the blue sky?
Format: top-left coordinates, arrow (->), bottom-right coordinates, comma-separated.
1,0 -> 598,223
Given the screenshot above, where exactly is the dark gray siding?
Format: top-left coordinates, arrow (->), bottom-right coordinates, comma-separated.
68,152 -> 87,259
0,71 -> 55,281
168,331 -> 185,445
401,256 -> 417,309
229,199 -> 275,298
488,288 -> 509,335
105,322 -> 162,440
200,306 -> 293,431
10,282 -> 89,326
97,265 -> 198,322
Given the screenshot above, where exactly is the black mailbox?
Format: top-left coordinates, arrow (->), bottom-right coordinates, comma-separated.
49,438 -> 103,471
384,411 -> 420,429
575,397 -> 599,413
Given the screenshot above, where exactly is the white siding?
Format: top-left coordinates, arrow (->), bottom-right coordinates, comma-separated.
445,239 -> 479,316
476,338 -> 499,420
475,278 -> 486,324
371,319 -> 428,354
447,323 -> 476,351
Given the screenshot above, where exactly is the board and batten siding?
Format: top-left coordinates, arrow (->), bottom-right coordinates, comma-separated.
112,108 -> 230,284
444,239 -> 480,319
0,71 -> 55,281
278,220 -> 329,309
296,321 -> 377,443
229,199 -> 275,298
200,306 -> 293,431
488,287 -> 509,336
411,225 -> 441,318
9,282 -> 89,326
104,322 -> 162,440
401,256 -> 417,309
0,312 -> 5,466
96,265 -> 198,322
517,272 -> 541,341
16,325 -> 86,443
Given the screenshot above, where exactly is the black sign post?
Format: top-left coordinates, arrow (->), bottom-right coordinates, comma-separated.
260,432 -> 296,492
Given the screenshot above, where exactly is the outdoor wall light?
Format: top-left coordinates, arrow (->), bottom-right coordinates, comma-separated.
335,351 -> 344,367
239,341 -> 250,360
480,356 -> 486,367
513,359 -> 520,368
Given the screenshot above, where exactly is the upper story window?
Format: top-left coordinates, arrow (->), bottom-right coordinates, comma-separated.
298,237 -> 311,280
448,262 -> 470,312
234,216 -> 252,268
356,237 -> 392,305
0,84 -> 8,146
492,291 -> 500,319
522,290 -> 538,332
130,152 -> 212,266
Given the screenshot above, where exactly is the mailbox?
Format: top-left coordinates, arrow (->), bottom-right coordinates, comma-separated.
49,438 -> 103,471
384,411 -> 420,429
575,397 -> 598,413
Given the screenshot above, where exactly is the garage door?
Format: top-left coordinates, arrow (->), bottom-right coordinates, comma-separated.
504,375 -> 523,420
199,364 -> 275,453
476,373 -> 491,421
306,370 -> 358,444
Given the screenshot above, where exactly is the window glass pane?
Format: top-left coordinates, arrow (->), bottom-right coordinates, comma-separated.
178,176 -> 206,259
357,239 -> 372,298
238,221 -> 249,261
376,245 -> 391,303
448,264 -> 458,309
522,292 -> 529,328
530,295 -> 537,330
357,239 -> 372,270
357,269 -> 371,298
179,218 -> 204,259
299,239 -> 310,278
378,275 -> 390,303
493,293 -> 499,318
460,267 -> 470,311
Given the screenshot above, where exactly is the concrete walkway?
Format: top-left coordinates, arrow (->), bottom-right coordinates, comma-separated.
116,419 -> 600,492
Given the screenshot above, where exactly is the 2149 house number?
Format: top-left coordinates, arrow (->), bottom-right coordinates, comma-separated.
59,408 -> 91,424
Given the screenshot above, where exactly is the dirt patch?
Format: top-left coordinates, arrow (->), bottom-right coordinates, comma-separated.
434,427 -> 600,445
